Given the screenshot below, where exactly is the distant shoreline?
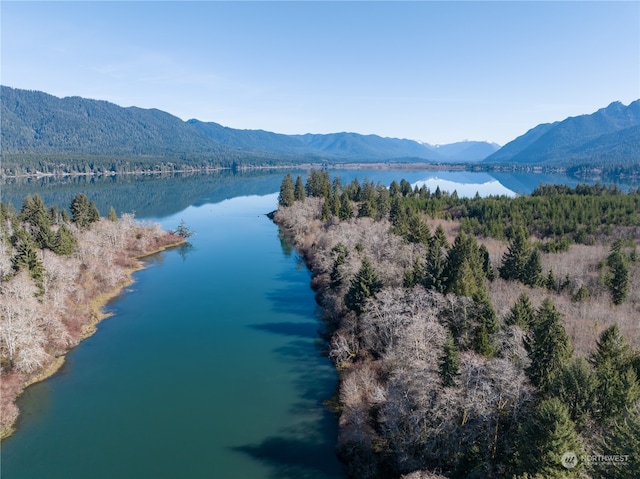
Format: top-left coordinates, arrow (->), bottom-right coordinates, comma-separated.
0,161 -> 571,180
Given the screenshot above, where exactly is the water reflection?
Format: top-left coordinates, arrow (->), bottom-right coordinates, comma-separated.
2,168 -> 634,221
413,176 -> 516,197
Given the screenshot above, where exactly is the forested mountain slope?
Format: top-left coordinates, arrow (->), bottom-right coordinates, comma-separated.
1,86 -> 498,175
484,100 -> 640,166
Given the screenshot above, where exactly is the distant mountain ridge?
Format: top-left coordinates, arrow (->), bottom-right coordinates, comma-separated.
3,86 -> 637,176
1,86 -> 498,175
484,100 -> 640,165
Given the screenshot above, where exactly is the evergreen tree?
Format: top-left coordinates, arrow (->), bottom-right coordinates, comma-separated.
278,174 -> 295,207
590,324 -> 640,419
400,179 -> 413,197
174,219 -> 194,239
597,407 -> 640,479
389,196 -> 403,225
294,175 -> 306,202
439,333 -> 461,387
339,191 -> 353,220
591,324 -> 631,369
473,324 -> 495,358
594,362 -> 640,420
404,213 -> 430,244
525,299 -> 572,393
444,232 -> 485,297
450,258 -> 480,298
523,250 -> 543,287
549,357 -> 598,428
108,205 -> 118,222
572,284 -> 590,302
70,193 -> 99,228
11,227 -> 45,292
344,257 -> 383,314
88,201 -> 100,223
332,175 -> 342,196
423,224 -> 448,292
545,269 -> 558,291
51,224 -> 77,256
357,199 -> 375,218
479,244 -> 494,280
321,197 -> 331,220
473,291 -> 498,357
474,291 -> 498,333
305,169 -> 331,198
389,180 -> 401,198
505,293 -> 535,328
499,227 -> 531,282
330,243 -> 349,289
514,397 -> 583,478
20,194 -> 52,249
606,246 -> 629,305
49,205 -> 62,226
374,185 -> 390,220
331,190 -> 341,217
403,257 -> 425,288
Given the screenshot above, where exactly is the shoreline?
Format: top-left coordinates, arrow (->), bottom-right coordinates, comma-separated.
0,238 -> 185,441
0,162 -> 571,181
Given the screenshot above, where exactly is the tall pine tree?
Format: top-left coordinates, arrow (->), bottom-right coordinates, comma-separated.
278,174 -> 295,207
439,333 -> 461,387
525,299 -> 572,393
294,175 -> 306,202
345,257 -> 383,314
499,227 -> 531,282
514,397 -> 583,478
505,293 -> 535,328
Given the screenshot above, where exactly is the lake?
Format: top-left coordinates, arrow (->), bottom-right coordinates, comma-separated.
0,168 -> 633,478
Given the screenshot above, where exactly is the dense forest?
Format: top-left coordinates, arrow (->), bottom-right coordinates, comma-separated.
0,194 -> 184,438
274,171 -> 640,479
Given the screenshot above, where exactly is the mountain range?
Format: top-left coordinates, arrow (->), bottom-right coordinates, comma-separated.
1,85 -> 638,175
484,100 -> 640,165
0,86 -> 498,171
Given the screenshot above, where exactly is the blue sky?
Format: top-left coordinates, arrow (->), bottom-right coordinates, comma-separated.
2,1 -> 639,145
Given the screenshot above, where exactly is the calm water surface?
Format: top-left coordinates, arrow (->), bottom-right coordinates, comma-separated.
1,168 -> 632,478
2,191 -> 344,479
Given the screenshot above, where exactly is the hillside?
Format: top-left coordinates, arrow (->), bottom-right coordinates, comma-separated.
484,100 -> 640,166
1,86 -> 498,175
294,132 -> 443,161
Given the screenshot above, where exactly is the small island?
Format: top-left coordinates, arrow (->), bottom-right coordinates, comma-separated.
0,193 -> 185,438
274,171 -> 640,479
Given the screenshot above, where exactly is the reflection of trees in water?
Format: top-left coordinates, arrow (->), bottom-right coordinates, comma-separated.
1,169 -> 307,219
6,169 -> 625,221
177,242 -> 194,262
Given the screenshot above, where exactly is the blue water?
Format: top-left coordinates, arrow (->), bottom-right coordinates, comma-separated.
1,192 -> 344,479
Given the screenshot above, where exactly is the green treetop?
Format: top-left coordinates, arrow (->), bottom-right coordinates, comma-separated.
525,299 -> 572,393
345,257 -> 383,314
278,174 -> 295,207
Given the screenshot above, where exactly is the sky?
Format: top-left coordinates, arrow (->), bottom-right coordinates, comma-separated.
1,1 -> 639,146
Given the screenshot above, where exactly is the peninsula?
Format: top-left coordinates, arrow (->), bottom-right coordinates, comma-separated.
0,194 -> 184,438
